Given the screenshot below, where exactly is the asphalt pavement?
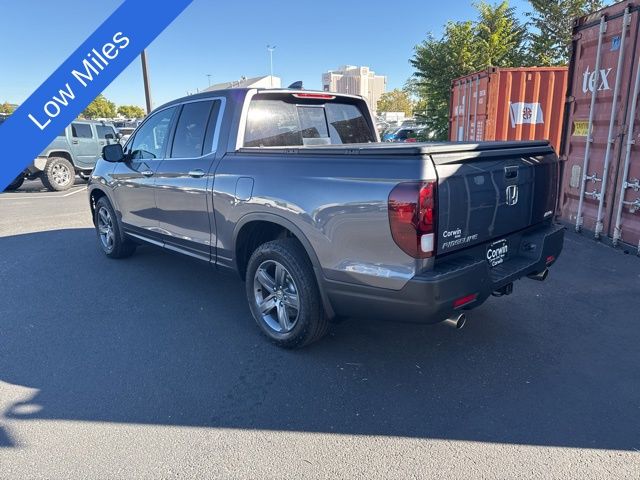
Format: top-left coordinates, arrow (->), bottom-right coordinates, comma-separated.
0,180 -> 639,479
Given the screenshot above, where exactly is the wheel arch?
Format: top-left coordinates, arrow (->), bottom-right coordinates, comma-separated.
232,213 -> 335,319
47,150 -> 75,167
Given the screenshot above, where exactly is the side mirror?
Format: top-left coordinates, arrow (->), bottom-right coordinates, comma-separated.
103,143 -> 125,162
116,132 -> 123,140
104,133 -> 115,140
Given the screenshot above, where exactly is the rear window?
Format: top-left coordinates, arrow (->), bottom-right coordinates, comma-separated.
96,125 -> 116,140
244,98 -> 374,147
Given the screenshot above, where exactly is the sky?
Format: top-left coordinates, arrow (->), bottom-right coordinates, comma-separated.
0,0 -> 532,109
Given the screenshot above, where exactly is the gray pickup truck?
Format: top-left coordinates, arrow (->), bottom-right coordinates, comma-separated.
5,120 -> 120,192
89,88 -> 564,348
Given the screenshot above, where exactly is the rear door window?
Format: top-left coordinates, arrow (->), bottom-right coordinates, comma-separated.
72,123 -> 93,139
170,100 -> 214,158
243,98 -> 374,147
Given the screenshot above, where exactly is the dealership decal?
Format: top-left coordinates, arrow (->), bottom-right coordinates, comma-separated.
441,228 -> 479,250
0,0 -> 194,191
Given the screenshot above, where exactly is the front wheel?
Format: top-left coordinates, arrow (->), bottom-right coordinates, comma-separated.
94,197 -> 136,259
41,156 -> 75,191
246,239 -> 329,348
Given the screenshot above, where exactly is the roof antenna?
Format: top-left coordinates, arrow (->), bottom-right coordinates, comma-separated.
288,81 -> 303,89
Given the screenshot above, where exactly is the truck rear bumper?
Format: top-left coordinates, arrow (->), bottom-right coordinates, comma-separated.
324,222 -> 565,324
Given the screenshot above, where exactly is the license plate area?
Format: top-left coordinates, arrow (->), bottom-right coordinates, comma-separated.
486,239 -> 509,268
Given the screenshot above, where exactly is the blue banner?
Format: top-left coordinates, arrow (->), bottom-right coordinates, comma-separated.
0,0 -> 193,191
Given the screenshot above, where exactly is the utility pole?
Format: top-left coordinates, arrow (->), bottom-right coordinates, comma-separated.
140,50 -> 153,114
206,74 -> 212,87
266,45 -> 276,87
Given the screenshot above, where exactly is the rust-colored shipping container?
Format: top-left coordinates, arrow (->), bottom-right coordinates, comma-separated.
561,1 -> 640,252
449,67 -> 568,153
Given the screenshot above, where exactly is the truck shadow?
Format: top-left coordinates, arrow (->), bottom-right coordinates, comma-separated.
0,228 -> 638,450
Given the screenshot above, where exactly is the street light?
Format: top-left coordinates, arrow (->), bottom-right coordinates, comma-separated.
266,45 -> 276,87
206,74 -> 212,87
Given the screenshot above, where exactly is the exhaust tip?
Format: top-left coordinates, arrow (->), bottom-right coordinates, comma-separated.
443,313 -> 466,329
527,268 -> 549,282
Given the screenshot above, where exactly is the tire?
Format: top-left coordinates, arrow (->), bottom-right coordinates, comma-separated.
94,197 -> 137,259
4,176 -> 24,191
246,238 -> 329,348
41,156 -> 75,192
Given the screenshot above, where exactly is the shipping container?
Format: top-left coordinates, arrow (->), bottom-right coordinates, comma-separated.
561,1 -> 640,253
449,67 -> 568,153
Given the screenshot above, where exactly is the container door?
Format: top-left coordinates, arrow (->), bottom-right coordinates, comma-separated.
560,3 -> 640,244
491,69 -> 567,153
611,57 -> 640,251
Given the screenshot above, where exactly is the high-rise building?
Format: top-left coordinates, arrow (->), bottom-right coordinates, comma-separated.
322,66 -> 387,113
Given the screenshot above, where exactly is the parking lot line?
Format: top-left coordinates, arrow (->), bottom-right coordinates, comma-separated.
0,186 -> 87,201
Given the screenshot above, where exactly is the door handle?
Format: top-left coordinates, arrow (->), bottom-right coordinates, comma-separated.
141,170 -> 154,177
188,169 -> 205,178
72,140 -> 79,145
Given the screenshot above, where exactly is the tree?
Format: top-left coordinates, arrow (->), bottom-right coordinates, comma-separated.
81,94 -> 116,119
410,21 -> 478,139
0,102 -> 15,114
475,1 -> 527,68
410,1 -> 530,139
377,89 -> 415,116
117,105 -> 146,118
527,0 -> 605,66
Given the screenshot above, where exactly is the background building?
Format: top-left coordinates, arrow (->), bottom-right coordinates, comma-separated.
322,66 -> 386,112
204,75 -> 281,92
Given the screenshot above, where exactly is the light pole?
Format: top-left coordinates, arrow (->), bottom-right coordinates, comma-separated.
140,50 -> 153,114
266,45 -> 276,87
206,74 -> 212,87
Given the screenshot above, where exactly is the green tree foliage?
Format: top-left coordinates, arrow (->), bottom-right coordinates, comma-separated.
377,89 -> 415,116
475,1 -> 527,68
81,94 -> 116,119
0,102 -> 15,114
527,0 -> 605,66
411,2 -> 527,139
117,104 -> 146,118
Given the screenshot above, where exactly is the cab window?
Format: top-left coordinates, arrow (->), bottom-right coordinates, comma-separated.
71,123 -> 93,139
170,100 -> 217,158
127,107 -> 176,159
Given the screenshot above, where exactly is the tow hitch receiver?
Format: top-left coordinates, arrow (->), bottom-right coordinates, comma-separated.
492,283 -> 513,297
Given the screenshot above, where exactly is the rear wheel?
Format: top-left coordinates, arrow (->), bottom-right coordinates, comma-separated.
246,239 -> 329,348
41,156 -> 75,191
94,197 -> 136,259
4,177 -> 24,191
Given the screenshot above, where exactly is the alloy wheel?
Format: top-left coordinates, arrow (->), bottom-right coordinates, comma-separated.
253,259 -> 300,333
97,206 -> 115,252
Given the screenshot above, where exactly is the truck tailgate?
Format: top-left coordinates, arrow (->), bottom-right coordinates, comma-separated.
433,143 -> 560,255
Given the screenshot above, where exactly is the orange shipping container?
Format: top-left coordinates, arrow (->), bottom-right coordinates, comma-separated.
560,1 -> 640,253
449,67 -> 568,153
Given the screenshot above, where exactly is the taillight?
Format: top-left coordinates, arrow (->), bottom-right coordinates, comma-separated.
388,181 -> 437,258
292,93 -> 336,99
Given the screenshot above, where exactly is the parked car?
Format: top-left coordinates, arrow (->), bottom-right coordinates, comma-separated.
5,120 -> 120,192
383,127 -> 422,142
117,127 -> 136,144
89,88 -> 564,348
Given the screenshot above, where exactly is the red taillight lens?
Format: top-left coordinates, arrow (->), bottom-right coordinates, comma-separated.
292,93 -> 336,99
388,181 -> 437,258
